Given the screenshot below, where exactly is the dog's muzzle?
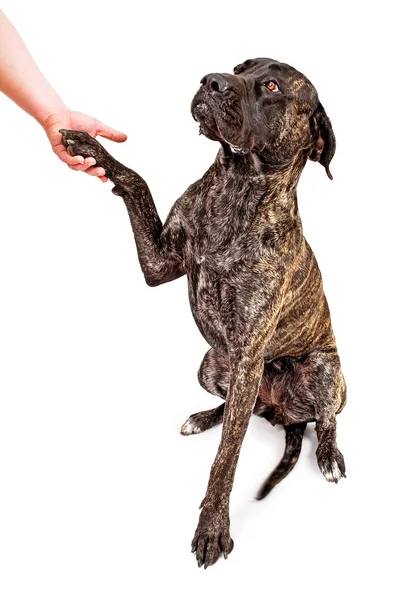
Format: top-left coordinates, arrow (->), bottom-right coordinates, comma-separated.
191,73 -> 250,154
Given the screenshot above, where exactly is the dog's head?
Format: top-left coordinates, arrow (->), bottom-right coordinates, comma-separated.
191,58 -> 335,178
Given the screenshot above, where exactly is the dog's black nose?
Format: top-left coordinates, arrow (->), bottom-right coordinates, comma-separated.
201,73 -> 231,93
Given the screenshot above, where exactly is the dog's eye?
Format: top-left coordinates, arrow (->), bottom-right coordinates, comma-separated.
265,81 -> 279,92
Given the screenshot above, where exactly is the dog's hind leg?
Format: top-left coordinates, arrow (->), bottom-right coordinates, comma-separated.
180,349 -> 281,436
256,422 -> 307,500
180,349 -> 228,435
316,416 -> 346,482
312,354 -> 347,483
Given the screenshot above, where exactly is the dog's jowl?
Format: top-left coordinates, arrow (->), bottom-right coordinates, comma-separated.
60,57 -> 346,569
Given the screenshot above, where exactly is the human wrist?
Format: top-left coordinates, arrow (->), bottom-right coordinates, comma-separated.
36,100 -> 70,128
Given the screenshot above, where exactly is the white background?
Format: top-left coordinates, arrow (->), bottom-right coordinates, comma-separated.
0,1 -> 402,598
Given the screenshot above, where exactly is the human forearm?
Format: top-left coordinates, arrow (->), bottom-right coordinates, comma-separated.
0,10 -> 68,124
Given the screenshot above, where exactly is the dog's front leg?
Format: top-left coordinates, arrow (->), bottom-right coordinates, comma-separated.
192,352 -> 264,568
60,130 -> 186,287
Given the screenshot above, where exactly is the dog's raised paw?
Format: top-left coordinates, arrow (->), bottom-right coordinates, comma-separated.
59,129 -> 106,162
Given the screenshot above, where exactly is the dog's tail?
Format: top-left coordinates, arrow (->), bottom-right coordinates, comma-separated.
256,422 -> 307,500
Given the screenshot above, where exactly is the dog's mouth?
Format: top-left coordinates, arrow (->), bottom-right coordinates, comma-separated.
192,101 -> 219,139
191,91 -> 251,154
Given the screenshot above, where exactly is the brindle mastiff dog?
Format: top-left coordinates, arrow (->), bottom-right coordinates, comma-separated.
60,57 -> 346,569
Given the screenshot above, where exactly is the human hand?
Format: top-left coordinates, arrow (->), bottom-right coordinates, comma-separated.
42,110 -> 127,182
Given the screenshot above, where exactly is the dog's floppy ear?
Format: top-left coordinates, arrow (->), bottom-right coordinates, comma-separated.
308,102 -> 336,180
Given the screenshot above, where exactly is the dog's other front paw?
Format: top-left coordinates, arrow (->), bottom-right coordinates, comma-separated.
191,504 -> 234,568
317,447 -> 346,483
59,129 -> 110,168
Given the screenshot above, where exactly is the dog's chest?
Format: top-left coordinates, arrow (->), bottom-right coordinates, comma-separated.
185,175 -> 264,270
183,175 -> 267,350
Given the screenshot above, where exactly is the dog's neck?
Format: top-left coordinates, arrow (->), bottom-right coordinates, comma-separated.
215,145 -> 307,217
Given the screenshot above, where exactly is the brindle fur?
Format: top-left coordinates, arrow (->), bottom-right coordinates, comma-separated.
60,57 -> 346,569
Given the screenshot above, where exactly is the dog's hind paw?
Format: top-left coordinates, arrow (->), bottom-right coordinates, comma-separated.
180,405 -> 224,436
317,448 -> 346,483
180,416 -> 202,435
